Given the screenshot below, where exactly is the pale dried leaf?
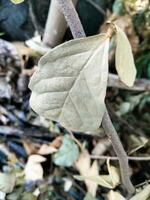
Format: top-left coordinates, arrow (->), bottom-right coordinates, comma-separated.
24,155 -> 46,182
29,34 -> 109,132
74,175 -> 114,189
10,0 -> 24,4
107,190 -> 126,200
75,159 -> 120,189
37,144 -> 57,155
107,160 -> 120,187
0,173 -> 16,193
75,151 -> 99,197
84,193 -> 96,200
130,184 -> 150,200
115,25 -> 136,87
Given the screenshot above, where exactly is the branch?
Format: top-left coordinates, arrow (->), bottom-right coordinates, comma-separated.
43,0 -> 78,47
57,0 -> 86,38
90,155 -> 150,161
56,0 -> 135,196
108,74 -> 150,91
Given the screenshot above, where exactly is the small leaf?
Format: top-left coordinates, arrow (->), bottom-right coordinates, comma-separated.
37,144 -> 57,155
75,151 -> 99,196
0,173 -> 16,193
130,184 -> 150,200
29,34 -> 109,132
115,25 -> 137,87
52,135 -> 79,167
10,0 -> 24,4
84,193 -> 96,200
24,155 -> 46,182
74,175 -> 114,189
107,160 -> 120,187
75,160 -> 120,190
107,190 -> 126,200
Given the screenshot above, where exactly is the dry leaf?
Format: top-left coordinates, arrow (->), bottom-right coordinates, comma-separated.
115,25 -> 136,87
50,136 -> 62,148
29,34 -> 109,132
75,151 -> 99,197
107,160 -> 120,187
75,175 -> 114,189
0,173 -> 16,193
37,144 -> 57,155
107,190 -> 126,200
130,184 -> 150,200
75,159 -> 120,189
24,155 -> 46,182
22,140 -> 40,155
10,0 -> 24,4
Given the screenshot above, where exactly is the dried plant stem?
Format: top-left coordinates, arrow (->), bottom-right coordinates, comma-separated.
43,0 -> 78,47
102,111 -> 135,196
90,155 -> 150,161
57,0 -> 86,38
56,0 -> 135,196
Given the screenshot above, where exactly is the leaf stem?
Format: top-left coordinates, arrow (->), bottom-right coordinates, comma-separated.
57,0 -> 86,38
56,0 -> 135,196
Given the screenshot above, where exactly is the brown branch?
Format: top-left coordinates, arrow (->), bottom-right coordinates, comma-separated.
56,0 -> 135,196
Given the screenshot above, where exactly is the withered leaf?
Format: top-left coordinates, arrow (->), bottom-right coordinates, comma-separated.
115,25 -> 137,87
10,0 -> 24,4
29,34 -> 109,132
0,173 -> 16,193
130,184 -> 150,200
107,190 -> 126,200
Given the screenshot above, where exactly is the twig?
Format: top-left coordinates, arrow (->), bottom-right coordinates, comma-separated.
43,0 -> 78,47
56,0 -> 135,196
90,155 -> 150,161
28,0 -> 43,35
86,0 -> 106,16
57,0 -> 86,38
108,74 -> 150,91
102,111 -> 135,195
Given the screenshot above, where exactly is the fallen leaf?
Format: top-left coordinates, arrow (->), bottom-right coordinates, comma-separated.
107,160 -> 120,187
75,159 -> 120,190
24,155 -> 46,182
37,144 -> 57,155
84,192 -> 96,200
115,25 -> 137,87
130,184 -> 150,200
75,150 -> 99,197
107,190 -> 126,200
29,34 -> 109,132
50,136 -> 62,148
22,140 -> 40,155
74,175 -> 114,189
10,0 -> 24,4
0,173 -> 16,193
52,135 -> 79,167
